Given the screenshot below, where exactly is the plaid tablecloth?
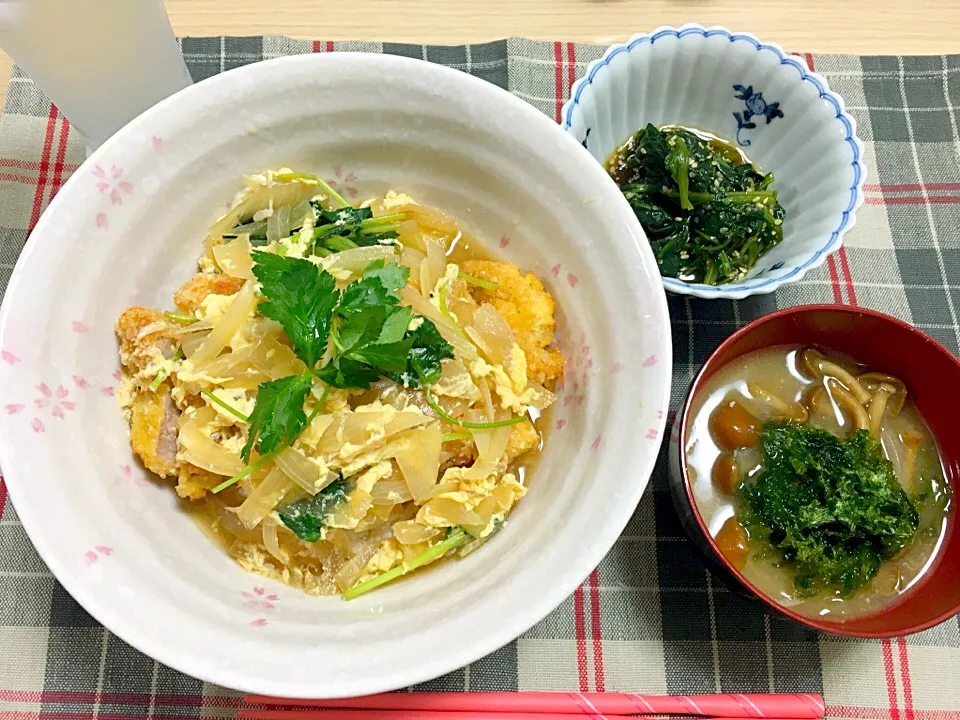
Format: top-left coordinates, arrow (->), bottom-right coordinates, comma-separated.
1,35 -> 959,720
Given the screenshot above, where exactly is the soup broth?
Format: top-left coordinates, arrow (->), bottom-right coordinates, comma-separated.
686,345 -> 952,621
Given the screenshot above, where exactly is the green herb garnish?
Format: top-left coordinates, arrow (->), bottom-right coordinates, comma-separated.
251,251 -> 339,368
309,204 -> 405,255
388,317 -> 455,388
422,380 -> 525,430
609,124 -> 785,285
210,448 -> 280,494
343,527 -> 470,600
201,389 -> 250,422
277,478 -> 348,542
241,374 -> 313,462
317,260 -> 454,390
459,272 -> 498,290
163,311 -> 197,325
740,422 -> 920,598
147,348 -> 183,391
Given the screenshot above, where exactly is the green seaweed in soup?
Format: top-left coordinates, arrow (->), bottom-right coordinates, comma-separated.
605,124 -> 786,286
740,422 -> 919,598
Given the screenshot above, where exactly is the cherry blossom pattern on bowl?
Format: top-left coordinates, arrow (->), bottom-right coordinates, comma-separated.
0,52 -> 671,698
561,24 -> 866,300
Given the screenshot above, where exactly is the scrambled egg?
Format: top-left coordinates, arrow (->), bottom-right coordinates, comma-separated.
432,360 -> 481,401
380,191 -> 418,211
196,293 -> 236,324
469,357 -> 536,413
357,539 -> 405,584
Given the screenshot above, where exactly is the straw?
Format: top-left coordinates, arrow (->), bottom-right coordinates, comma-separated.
242,692 -> 826,719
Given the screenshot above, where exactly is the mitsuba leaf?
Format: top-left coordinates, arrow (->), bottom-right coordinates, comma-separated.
241,374 -> 313,461
310,203 -> 399,251
251,251 -> 338,368
315,356 -> 382,390
387,318 -> 454,388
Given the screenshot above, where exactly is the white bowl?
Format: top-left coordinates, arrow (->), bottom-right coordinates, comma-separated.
0,53 -> 671,697
561,24 -> 866,300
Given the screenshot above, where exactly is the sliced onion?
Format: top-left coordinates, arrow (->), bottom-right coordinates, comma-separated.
393,520 -> 441,544
172,320 -> 213,337
275,446 -> 338,496
370,476 -> 414,504
262,515 -> 289,563
355,508 -> 392,532
466,410 -> 511,479
211,181 -> 316,239
177,408 -> 245,476
334,539 -> 381,592
212,235 -> 254,279
249,335 -> 307,379
434,359 -> 481,401
180,329 -> 211,358
419,258 -> 432,300
267,204 -> 294,243
289,200 -> 313,229
323,246 -> 398,274
317,411 -> 389,453
404,204 -> 460,237
426,238 -> 447,287
393,422 -> 442,503
399,246 -> 426,288
447,280 -> 477,328
465,326 -> 494,359
397,219 -> 426,253
385,412 -> 435,436
236,466 -> 295,530
470,303 -> 518,368
190,279 -> 257,365
477,377 -> 495,421
419,497 -> 482,526
230,219 -> 267,236
525,382 -> 557,410
327,489 -> 374,530
213,502 -> 260,542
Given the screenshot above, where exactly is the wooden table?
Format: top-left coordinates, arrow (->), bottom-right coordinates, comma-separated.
2,0 -> 959,105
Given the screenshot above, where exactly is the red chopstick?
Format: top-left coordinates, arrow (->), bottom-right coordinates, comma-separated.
242,692 -> 826,719
240,712 -> 806,720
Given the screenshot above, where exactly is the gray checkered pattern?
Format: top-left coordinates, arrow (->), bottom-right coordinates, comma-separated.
0,36 -> 958,719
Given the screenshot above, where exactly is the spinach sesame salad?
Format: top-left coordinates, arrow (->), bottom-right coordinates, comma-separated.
605,124 -> 786,286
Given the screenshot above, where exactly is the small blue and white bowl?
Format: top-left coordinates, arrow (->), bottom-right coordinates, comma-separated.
561,24 -> 866,300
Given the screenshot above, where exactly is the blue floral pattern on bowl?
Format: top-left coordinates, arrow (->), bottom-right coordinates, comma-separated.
732,84 -> 784,146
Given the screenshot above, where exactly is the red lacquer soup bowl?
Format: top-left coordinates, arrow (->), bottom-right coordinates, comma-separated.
668,305 -> 960,637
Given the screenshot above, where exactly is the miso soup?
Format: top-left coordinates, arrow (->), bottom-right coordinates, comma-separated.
686,345 -> 952,621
